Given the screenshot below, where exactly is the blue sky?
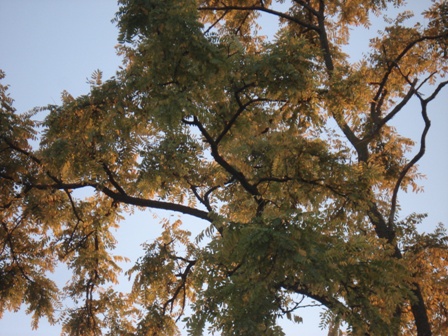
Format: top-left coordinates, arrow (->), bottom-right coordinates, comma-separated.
0,1 -> 447,335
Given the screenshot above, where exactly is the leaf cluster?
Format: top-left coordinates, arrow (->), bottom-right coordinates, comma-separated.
1,1 -> 448,335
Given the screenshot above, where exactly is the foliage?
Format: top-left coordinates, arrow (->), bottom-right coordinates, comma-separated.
1,1 -> 448,335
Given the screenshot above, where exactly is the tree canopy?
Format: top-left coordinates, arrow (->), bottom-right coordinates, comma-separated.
1,0 -> 448,335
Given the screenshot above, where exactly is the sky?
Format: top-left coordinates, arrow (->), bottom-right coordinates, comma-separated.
0,1 -> 447,335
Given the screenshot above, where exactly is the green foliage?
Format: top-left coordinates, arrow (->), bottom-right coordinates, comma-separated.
1,1 -> 448,335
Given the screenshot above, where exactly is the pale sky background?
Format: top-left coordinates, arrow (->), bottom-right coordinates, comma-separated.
0,1 -> 447,335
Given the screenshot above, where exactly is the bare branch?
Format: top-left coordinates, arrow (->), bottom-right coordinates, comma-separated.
388,80 -> 448,227
389,109 -> 429,227
425,80 -> 448,103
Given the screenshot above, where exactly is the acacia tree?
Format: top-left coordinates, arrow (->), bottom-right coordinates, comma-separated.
1,0 -> 448,335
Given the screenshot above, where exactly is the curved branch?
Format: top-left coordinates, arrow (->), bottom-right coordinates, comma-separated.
279,281 -> 349,317
425,79 -> 448,102
388,80 -> 448,227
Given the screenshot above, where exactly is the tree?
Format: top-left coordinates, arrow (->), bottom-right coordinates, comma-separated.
1,0 -> 447,335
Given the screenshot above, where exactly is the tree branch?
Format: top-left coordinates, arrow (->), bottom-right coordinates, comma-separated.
97,185 -> 212,222
388,81 -> 448,227
101,162 -> 128,195
190,116 -> 261,198
378,80 -> 416,126
25,179 -> 211,223
279,281 -> 349,317
292,0 -> 319,17
203,9 -> 230,35
197,4 -> 319,32
0,136 -> 41,164
317,0 -> 334,73
373,33 -> 448,107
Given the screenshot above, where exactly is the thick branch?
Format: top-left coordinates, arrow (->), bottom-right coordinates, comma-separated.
96,185 -> 212,222
28,180 -> 211,222
410,284 -> 432,336
313,2 -> 366,159
368,202 -> 399,249
317,0 -> 334,73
